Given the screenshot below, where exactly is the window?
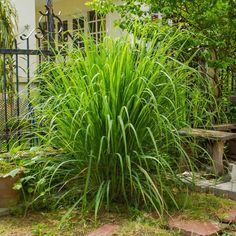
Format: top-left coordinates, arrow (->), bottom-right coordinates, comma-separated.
38,11 -> 107,50
88,10 -> 106,44
58,20 -> 68,43
72,17 -> 85,48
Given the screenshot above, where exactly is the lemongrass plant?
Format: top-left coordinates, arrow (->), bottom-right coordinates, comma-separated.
23,29 -> 217,217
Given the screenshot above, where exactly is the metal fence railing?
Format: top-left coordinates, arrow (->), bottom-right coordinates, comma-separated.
0,3 -> 62,153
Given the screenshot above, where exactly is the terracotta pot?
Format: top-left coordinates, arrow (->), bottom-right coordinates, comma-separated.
0,174 -> 21,208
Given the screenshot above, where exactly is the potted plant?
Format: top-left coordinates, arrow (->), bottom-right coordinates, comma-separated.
0,160 -> 23,208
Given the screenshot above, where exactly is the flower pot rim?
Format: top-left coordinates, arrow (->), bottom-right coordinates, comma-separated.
0,167 -> 24,179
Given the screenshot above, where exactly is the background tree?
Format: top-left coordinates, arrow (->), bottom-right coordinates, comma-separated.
89,0 -> 236,121
0,0 -> 16,48
0,0 -> 17,121
151,0 -> 236,96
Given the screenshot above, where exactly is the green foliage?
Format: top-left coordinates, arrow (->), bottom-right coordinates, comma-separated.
0,161 -> 16,175
0,0 -> 17,93
0,159 -> 22,176
0,0 -> 16,48
32,224 -> 49,236
23,31 -> 217,217
89,0 -> 236,121
150,0 -> 236,74
173,192 -> 236,220
88,0 -> 236,68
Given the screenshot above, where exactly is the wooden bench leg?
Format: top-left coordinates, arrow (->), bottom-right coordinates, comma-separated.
225,128 -> 236,157
229,139 -> 236,156
211,141 -> 225,175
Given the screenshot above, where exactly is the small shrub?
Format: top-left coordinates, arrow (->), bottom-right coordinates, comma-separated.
24,30 -> 217,217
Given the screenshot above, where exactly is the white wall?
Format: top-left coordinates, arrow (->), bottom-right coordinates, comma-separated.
11,0 -> 37,104
11,0 -> 36,49
36,0 -> 122,39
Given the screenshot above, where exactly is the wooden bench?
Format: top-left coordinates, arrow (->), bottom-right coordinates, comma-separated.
179,128 -> 236,175
202,124 -> 236,132
200,124 -> 236,158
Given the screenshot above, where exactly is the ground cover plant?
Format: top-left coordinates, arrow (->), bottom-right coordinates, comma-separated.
21,29 -> 219,219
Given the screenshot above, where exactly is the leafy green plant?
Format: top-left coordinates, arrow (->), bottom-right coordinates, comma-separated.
0,151 -> 25,177
89,0 -> 236,122
23,30 -> 217,218
0,0 -> 17,128
0,161 -> 17,175
0,159 -> 23,182
32,224 -> 49,236
0,0 -> 16,48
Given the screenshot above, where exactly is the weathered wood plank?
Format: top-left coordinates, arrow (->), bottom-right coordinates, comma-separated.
179,128 -> 236,141
212,141 -> 225,175
210,124 -> 236,131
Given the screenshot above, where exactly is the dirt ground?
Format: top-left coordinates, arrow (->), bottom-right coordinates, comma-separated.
0,193 -> 236,236
0,212 -> 60,236
0,211 -> 173,236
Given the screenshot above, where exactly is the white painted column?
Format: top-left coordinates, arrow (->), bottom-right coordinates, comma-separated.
11,0 -> 36,49
11,0 -> 37,112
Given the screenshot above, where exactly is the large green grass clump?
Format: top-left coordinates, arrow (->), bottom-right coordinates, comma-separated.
25,31 -> 216,216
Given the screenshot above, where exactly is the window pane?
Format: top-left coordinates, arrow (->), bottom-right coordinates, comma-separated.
97,20 -> 101,32
89,22 -> 96,33
87,11 -> 106,44
73,19 -> 78,31
88,10 -> 96,21
79,18 -> 84,29
97,33 -> 101,42
79,41 -> 85,48
62,20 -> 68,31
62,20 -> 68,41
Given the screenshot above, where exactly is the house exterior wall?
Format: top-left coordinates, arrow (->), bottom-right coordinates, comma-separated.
35,0 -> 121,42
11,0 -> 37,96
12,0 -> 36,47
8,0 -> 37,114
0,0 -> 123,126
9,0 -> 121,90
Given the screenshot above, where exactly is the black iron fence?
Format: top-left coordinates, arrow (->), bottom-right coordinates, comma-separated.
0,47 -> 54,153
0,4 -> 61,153
0,2 -> 87,153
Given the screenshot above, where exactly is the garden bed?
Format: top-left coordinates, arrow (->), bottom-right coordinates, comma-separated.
0,193 -> 235,236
